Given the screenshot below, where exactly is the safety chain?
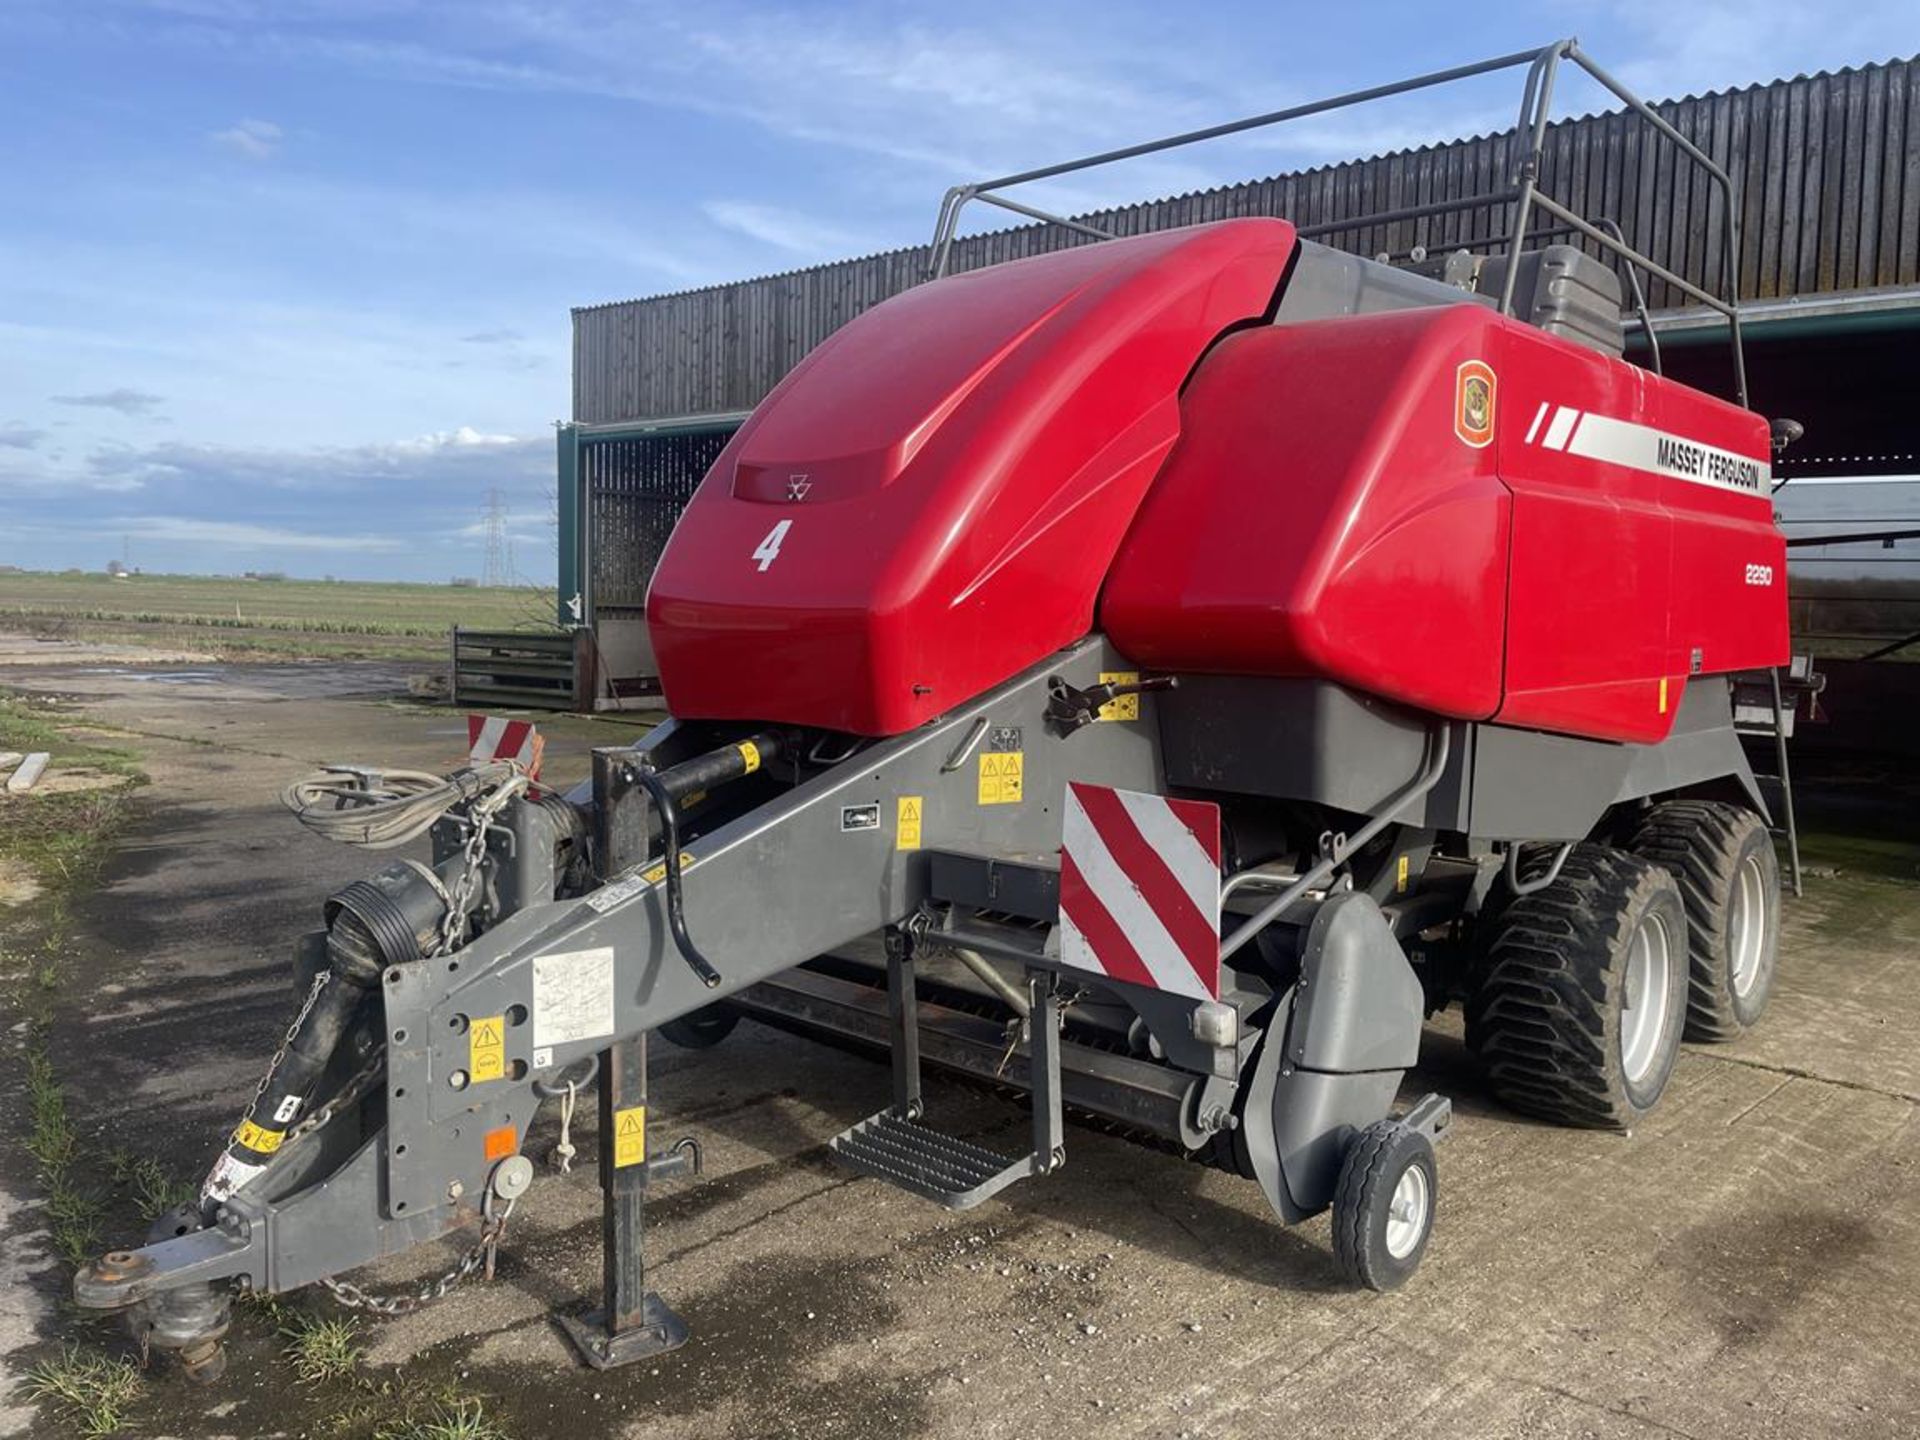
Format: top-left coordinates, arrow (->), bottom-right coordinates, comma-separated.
313,772 -> 529,1316
319,1195 -> 516,1316
993,984 -> 1089,1078
281,1046 -> 387,1149
232,969 -> 332,1134
436,773 -> 528,957
219,767 -> 533,1318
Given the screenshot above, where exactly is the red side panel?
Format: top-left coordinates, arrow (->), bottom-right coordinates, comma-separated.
647,219 -> 1297,736
1497,328 -> 1785,740
1102,304 -> 1787,744
1102,306 -> 1513,721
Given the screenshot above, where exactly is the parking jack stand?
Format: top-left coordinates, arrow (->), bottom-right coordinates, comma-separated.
559,1032 -> 699,1370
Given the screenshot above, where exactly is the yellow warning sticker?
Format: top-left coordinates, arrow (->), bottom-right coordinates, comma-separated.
737,740 -> 762,775
1396,855 -> 1410,894
233,1118 -> 285,1155
1658,677 -> 1670,714
897,795 -> 923,850
613,1106 -> 647,1168
641,852 -> 695,886
1097,671 -> 1140,722
469,1014 -> 506,1084
977,751 -> 1025,805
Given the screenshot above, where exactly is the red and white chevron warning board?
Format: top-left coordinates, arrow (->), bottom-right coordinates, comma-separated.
1059,783 -> 1221,1000
467,714 -> 544,779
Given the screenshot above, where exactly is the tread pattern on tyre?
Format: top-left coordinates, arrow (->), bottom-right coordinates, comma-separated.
1331,1119 -> 1432,1291
1465,845 -> 1680,1131
1629,799 -> 1776,1042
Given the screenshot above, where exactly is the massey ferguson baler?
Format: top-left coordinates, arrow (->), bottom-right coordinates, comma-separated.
77,41 -> 1797,1377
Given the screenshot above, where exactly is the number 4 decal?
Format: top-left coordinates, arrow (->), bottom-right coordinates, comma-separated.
752,520 -> 792,572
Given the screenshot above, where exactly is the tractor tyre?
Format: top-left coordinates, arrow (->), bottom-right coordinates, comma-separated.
1628,800 -> 1780,1041
658,1003 -> 741,1050
1331,1118 -> 1436,1291
1466,845 -> 1688,1130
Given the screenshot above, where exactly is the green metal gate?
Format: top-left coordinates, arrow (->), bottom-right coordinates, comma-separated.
556,414 -> 744,706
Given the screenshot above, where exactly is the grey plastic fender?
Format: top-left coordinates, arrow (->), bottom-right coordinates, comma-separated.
1238,892 -> 1426,1221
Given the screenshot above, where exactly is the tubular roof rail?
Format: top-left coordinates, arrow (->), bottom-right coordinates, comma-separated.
927,39 -> 1750,408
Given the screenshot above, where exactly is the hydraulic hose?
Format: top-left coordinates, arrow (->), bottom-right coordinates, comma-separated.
635,770 -> 723,990
282,762 -> 525,849
629,732 -> 788,992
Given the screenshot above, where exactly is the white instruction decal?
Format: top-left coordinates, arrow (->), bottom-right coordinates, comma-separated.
533,946 -> 617,1050
587,870 -> 649,913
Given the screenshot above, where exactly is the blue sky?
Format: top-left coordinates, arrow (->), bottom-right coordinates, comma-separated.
1,0 -> 1914,583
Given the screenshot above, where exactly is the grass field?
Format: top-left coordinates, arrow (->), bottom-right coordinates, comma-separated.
0,570 -> 557,661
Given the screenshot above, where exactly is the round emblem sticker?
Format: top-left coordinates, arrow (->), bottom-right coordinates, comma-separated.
1454,359 -> 1496,448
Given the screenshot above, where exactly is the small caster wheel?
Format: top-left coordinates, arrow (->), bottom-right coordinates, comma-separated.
658,1003 -> 740,1050
1331,1118 -> 1436,1291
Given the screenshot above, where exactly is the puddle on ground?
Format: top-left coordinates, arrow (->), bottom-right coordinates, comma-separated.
73,668 -> 224,684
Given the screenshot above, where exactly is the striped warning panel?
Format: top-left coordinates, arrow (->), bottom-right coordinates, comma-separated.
1058,783 -> 1221,1000
467,713 -> 544,779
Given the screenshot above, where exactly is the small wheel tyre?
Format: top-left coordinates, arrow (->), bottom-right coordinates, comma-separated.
1628,800 -> 1780,1041
1331,1119 -> 1437,1292
1467,845 -> 1689,1130
658,1004 -> 740,1050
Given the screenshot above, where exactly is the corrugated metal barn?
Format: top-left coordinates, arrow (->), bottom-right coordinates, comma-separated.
559,54 -> 1920,704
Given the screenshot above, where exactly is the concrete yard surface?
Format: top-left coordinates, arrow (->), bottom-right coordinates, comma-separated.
1,650 -> 1917,1439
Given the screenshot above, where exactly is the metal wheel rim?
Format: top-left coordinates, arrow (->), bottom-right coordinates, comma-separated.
1384,1160 -> 1430,1260
1729,854 -> 1768,999
1620,910 -> 1673,1085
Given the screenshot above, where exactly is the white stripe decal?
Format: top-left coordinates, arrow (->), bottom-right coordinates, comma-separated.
1541,406 -> 1580,451
1113,788 -> 1217,921
1564,411 -> 1771,494
1524,401 -> 1549,445
1061,800 -> 1209,999
1056,908 -> 1088,976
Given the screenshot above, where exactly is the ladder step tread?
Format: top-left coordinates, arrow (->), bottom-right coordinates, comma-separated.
829,1111 -> 1034,1211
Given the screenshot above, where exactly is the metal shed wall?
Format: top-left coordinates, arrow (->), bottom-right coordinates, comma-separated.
573,56 -> 1919,426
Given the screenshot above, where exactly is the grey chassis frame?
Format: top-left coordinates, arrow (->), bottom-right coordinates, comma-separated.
77,629 -> 1763,1315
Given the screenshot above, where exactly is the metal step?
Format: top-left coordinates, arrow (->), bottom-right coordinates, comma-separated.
829,1111 -> 1035,1210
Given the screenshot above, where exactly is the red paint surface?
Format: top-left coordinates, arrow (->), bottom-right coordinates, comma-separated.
1102,307 -> 1512,722
1495,327 -> 1786,740
646,219 -> 1297,735
650,218 -> 1786,746
1103,305 -> 1787,743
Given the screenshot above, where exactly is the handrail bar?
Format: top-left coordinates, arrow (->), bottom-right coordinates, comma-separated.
925,38 -> 1749,407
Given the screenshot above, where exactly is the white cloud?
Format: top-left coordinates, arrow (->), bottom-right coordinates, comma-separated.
113,516 -> 405,551
51,387 -> 166,417
210,117 -> 283,160
702,201 -> 865,258
385,425 -> 523,455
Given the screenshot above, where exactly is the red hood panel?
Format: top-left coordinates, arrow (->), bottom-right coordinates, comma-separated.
647,219 -> 1297,735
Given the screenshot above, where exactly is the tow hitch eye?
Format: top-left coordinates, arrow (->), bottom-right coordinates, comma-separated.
78,1207 -> 239,1384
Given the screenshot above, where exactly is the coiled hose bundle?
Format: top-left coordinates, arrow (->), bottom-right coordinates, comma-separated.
281,762 -> 527,849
